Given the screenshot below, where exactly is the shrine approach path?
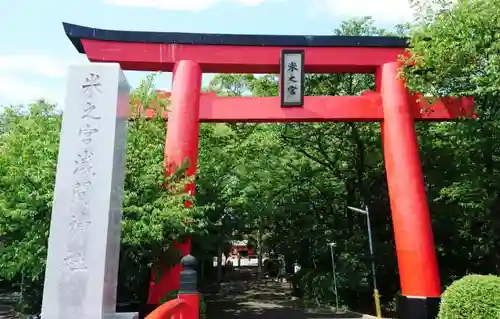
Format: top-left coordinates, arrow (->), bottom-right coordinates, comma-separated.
204,268 -> 384,319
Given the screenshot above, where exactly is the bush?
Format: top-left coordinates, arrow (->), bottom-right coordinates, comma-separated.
438,274 -> 500,319
291,269 -> 346,307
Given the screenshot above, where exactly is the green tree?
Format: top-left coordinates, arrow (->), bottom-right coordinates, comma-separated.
0,75 -> 203,313
403,0 -> 500,278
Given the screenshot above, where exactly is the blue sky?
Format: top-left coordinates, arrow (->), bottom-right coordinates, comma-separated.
0,0 -> 412,107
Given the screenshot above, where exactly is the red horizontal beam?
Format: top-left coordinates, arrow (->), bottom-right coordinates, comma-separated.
141,91 -> 474,122
198,95 -> 378,122
82,39 -> 405,74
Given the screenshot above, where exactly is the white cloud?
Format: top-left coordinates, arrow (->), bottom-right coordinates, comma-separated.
314,0 -> 413,23
0,54 -> 88,78
103,0 -> 272,11
0,75 -> 61,106
103,0 -> 220,11
235,0 -> 269,5
0,55 -> 68,78
104,0 -> 412,22
0,54 -> 88,106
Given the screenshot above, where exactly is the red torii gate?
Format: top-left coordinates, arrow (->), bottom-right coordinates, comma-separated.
63,22 -> 474,319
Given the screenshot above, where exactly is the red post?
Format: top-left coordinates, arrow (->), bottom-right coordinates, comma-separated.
178,294 -> 200,319
165,60 -> 202,180
147,60 -> 202,306
380,62 -> 441,319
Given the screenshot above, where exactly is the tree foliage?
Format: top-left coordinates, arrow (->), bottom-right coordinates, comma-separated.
403,0 -> 500,279
0,75 -> 201,311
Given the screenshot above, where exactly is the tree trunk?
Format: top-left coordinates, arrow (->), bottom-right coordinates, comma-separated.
257,217 -> 264,280
216,236 -> 223,284
200,258 -> 205,286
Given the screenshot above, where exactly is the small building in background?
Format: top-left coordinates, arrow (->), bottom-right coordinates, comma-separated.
230,240 -> 253,257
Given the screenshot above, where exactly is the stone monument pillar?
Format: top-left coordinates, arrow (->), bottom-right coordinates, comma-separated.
41,63 -> 136,319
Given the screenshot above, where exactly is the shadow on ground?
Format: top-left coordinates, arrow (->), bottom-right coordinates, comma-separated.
205,269 -> 365,319
0,288 -> 18,319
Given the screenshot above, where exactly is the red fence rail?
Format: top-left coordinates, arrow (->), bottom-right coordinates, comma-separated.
146,299 -> 185,319
145,254 -> 200,319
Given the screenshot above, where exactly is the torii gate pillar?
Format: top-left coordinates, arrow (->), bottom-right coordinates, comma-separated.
147,60 -> 202,305
381,62 -> 441,318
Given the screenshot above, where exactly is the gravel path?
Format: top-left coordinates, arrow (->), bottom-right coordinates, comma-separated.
205,269 -> 379,319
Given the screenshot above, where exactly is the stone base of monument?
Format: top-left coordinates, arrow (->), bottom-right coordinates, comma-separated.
103,312 -> 139,319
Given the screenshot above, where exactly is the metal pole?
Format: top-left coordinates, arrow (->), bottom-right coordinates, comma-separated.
365,206 -> 377,291
329,244 -> 340,311
365,206 -> 382,319
348,206 -> 382,319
